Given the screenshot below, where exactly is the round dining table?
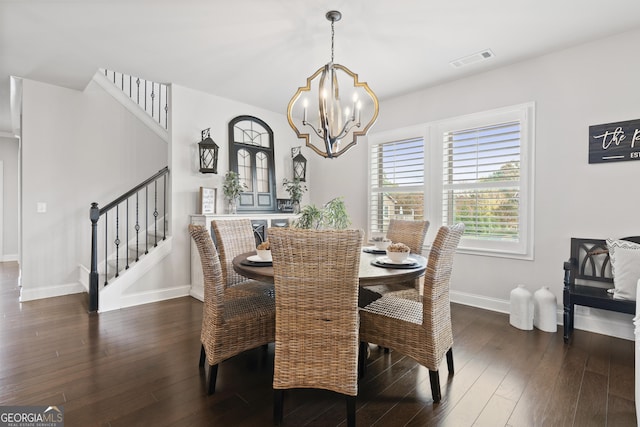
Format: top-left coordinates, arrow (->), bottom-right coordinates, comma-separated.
232,247 -> 427,287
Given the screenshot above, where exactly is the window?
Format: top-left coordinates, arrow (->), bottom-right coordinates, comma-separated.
367,103 -> 534,259
368,126 -> 427,237
228,116 -> 276,213
434,103 -> 534,258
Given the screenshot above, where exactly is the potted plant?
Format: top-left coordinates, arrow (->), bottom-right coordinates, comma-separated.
293,197 -> 351,230
282,178 -> 307,213
222,171 -> 246,214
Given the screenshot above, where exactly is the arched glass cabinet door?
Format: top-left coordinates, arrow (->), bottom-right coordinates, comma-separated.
228,115 -> 276,213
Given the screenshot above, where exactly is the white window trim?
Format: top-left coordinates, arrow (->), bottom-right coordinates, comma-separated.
367,102 -> 535,260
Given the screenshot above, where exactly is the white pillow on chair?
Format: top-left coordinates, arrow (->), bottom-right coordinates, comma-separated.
606,239 -> 640,300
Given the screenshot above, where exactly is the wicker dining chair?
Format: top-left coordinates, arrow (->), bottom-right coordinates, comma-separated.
269,228 -> 363,427
212,219 -> 274,297
387,219 -> 430,254
189,224 -> 276,395
359,223 -> 465,403
364,219 -> 430,300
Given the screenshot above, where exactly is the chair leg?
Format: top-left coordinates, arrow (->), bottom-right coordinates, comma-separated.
359,342 -> 368,378
429,370 -> 441,403
207,364 -> 218,395
346,395 -> 356,427
274,389 -> 284,425
199,344 -> 206,368
446,348 -> 454,374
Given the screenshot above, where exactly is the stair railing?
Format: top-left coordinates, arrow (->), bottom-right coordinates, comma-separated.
102,69 -> 169,130
89,167 -> 170,312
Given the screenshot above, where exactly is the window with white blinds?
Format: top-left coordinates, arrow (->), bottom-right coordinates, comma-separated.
369,137 -> 425,235
442,121 -> 521,240
436,102 -> 534,257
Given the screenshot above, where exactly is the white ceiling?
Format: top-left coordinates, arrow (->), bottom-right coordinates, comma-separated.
2,0 -> 640,135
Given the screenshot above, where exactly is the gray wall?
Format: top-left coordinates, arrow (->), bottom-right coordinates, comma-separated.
0,136 -> 18,259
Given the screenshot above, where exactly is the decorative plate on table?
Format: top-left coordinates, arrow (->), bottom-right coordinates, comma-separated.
363,246 -> 387,254
242,255 -> 272,266
371,256 -> 421,269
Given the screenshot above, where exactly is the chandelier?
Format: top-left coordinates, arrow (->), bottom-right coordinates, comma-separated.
287,10 -> 379,159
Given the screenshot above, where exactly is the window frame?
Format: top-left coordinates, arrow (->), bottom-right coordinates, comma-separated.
367,125 -> 431,241
228,115 -> 277,213
367,102 -> 535,259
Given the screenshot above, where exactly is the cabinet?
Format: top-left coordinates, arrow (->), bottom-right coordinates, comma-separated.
189,213 -> 295,300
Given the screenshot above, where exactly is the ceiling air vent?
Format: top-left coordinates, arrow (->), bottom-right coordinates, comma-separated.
450,49 -> 495,69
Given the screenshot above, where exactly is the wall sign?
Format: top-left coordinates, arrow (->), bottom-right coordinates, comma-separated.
198,187 -> 217,214
589,118 -> 640,164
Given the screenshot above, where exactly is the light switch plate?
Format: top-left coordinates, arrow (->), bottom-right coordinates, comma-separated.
37,202 -> 47,213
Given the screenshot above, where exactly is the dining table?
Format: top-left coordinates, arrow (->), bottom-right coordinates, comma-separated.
232,247 -> 428,307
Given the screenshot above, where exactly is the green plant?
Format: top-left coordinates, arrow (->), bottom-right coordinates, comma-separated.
293,197 -> 351,230
282,178 -> 307,204
222,171 -> 246,201
322,197 -> 351,229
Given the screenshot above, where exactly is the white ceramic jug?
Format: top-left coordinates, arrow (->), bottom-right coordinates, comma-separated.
533,286 -> 557,333
510,284 -> 533,330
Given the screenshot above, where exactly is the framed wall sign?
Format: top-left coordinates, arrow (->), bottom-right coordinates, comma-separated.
589,118 -> 640,164
198,187 -> 217,214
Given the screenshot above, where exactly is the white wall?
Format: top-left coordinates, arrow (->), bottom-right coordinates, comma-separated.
163,84 -> 304,294
0,136 -> 19,260
311,28 -> 640,339
20,78 -> 167,300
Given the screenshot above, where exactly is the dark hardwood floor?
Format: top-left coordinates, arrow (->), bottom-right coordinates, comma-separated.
0,261 -> 635,426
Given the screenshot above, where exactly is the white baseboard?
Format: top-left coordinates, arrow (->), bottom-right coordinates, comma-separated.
450,290 -> 634,341
1,254 -> 18,262
189,288 -> 204,302
20,282 -> 85,302
117,285 -> 191,311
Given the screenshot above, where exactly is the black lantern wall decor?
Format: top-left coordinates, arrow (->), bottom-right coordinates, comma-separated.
292,147 -> 307,182
198,128 -> 219,174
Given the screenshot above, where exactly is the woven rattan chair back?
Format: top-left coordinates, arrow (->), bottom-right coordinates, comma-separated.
386,219 -> 430,254
359,223 -> 464,403
189,224 -> 275,395
212,219 -> 258,288
269,227 -> 363,426
189,224 -> 225,328
421,223 -> 465,365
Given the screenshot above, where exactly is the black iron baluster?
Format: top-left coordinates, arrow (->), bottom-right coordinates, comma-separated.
114,205 -> 120,278
150,82 -> 155,122
145,186 -> 149,254
125,198 -> 130,270
153,180 -> 158,247
121,73 -> 124,91
129,75 -> 132,98
104,211 -> 109,286
135,191 -> 140,262
136,77 -> 141,105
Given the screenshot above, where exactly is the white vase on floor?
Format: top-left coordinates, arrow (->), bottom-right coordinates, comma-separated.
510,284 -> 533,330
533,286 -> 557,333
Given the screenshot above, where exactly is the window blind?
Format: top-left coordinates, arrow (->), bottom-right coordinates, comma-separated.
369,138 -> 425,235
442,121 -> 521,241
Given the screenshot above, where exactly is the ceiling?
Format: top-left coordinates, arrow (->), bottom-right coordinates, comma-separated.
2,0 -> 640,135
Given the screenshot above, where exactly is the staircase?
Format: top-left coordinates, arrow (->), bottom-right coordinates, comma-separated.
83,69 -> 174,313
85,166 -> 171,313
